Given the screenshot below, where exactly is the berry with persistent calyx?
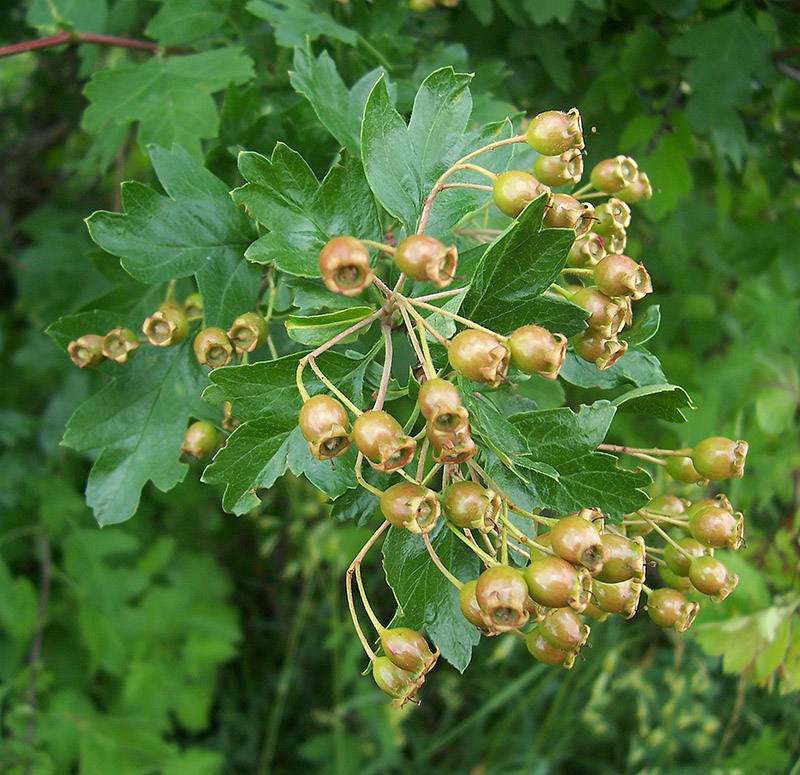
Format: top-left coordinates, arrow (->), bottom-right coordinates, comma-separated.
526,628 -> 576,667
298,395 -> 351,460
143,304 -> 189,347
593,254 -> 653,300
688,505 -> 743,550
351,410 -> 417,472
664,537 -> 707,577
459,580 -> 487,628
533,148 -> 584,187
380,628 -> 438,675
426,423 -> 477,464
617,171 -> 653,203
394,234 -> 458,288
591,578 -> 642,618
605,225 -> 627,255
442,481 -> 500,531
687,494 -> 734,517
448,329 -> 510,388
660,565 -> 693,591
524,557 -> 592,611
222,401 -> 240,432
648,494 -> 689,516
68,334 -> 105,368
544,193 -> 594,234
492,170 -> 550,218
572,287 -> 626,337
380,483 -> 441,534
689,556 -> 738,600
183,293 -> 203,318
568,232 -> 607,267
529,533 -> 553,560
594,534 -> 645,583
539,607 -> 590,651
193,327 -> 234,368
227,312 -> 268,353
550,514 -> 608,575
372,656 -> 420,708
102,327 -> 139,364
526,108 -> 584,155
592,198 -> 632,235
475,565 -> 531,631
691,436 -> 748,480
665,454 -> 706,484
318,236 -> 374,297
572,330 -> 628,371
181,421 -> 219,459
417,378 -> 469,432
646,588 -> 699,632
508,325 -> 568,379
590,156 -> 639,193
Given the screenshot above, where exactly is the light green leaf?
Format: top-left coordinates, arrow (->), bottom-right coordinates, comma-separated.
612,383 -> 694,423
145,0 -> 227,46
83,49 -> 254,157
383,523 -> 481,672
246,0 -> 358,47
285,307 -> 376,347
27,0 -> 107,33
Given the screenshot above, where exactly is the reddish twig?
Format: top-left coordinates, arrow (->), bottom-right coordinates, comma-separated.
0,29 -> 187,60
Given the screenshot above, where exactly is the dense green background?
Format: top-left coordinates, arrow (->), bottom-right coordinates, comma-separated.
1,0 -> 799,773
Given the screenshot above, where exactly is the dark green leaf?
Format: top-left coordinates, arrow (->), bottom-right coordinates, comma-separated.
559,346 -> 667,390
246,0 -> 358,47
612,383 -> 694,423
383,523 -> 480,672
625,304 -> 661,346
27,0 -> 107,33
461,196 -> 575,334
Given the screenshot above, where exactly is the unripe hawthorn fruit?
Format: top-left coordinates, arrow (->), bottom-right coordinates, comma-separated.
659,564 -> 693,592
533,148 -> 584,187
646,588 -> 699,632
181,421 -> 219,459
183,293 -> 203,318
526,628 -> 576,667
526,108 -> 584,155
318,236 -> 374,297
605,225 -> 628,255
426,423 -> 477,464
380,628 -> 438,675
459,580 -> 486,628
372,656 -> 419,708
594,534 -> 645,583
448,329 -> 510,388
572,330 -> 628,371
380,482 -> 440,534
593,254 -> 653,300
539,607 -> 590,651
298,395 -> 351,460
590,156 -> 639,193
572,287 -> 626,337
689,505 -> 743,550
544,193 -> 594,235
665,454 -> 705,484
492,170 -> 550,218
228,312 -> 268,353
648,494 -> 689,516
442,481 -> 501,531
664,537 -> 707,577
617,171 -> 653,203
689,556 -> 738,600
568,232 -> 606,268
592,578 -> 642,618
68,334 -> 105,368
102,327 -> 139,364
550,514 -> 608,575
194,327 -> 234,368
529,532 -> 553,561
508,325 -> 567,379
351,410 -> 417,472
691,436 -> 748,480
475,565 -> 531,631
143,304 -> 189,347
592,198 -> 632,235
417,378 -> 469,432
523,557 -> 592,612
687,494 -> 733,517
394,234 -> 458,288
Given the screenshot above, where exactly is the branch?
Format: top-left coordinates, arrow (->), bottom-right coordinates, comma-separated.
0,29 -> 188,60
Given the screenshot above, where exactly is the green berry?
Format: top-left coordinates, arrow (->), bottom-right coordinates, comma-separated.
380,628 -> 438,675
523,557 -> 592,612
691,436 -> 748,480
68,334 -> 105,368
352,410 -> 417,472
550,514 -> 608,575
589,156 -> 639,193
492,170 -> 549,218
318,236 -> 374,297
395,234 -> 458,288
526,108 -> 584,156
102,327 -> 140,364
591,578 -> 642,618
646,588 -> 698,632
448,329 -> 510,388
143,305 -> 189,347
526,628 -> 575,667
181,421 -> 219,459
665,455 -> 705,484
572,287 -> 626,337
688,505 -> 743,550
193,327 -> 234,368
298,395 -> 351,460
572,330 -> 628,371
688,556 -> 738,600
417,378 -> 469,432
459,580 -> 485,628
475,565 -> 531,632
533,149 -> 584,187
663,537 -> 706,577
594,533 -> 645,583
539,607 -> 590,651
380,482 -> 440,534
508,325 -> 567,379
228,312 -> 268,353
593,254 -> 653,300
442,481 -> 500,531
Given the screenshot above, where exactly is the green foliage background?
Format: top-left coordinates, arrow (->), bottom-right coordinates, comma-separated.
1,0 -> 799,773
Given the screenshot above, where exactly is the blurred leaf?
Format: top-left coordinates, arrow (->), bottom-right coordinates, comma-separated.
27,0 -> 107,33
145,0 -> 227,45
613,383 -> 694,422
246,0 -> 358,47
